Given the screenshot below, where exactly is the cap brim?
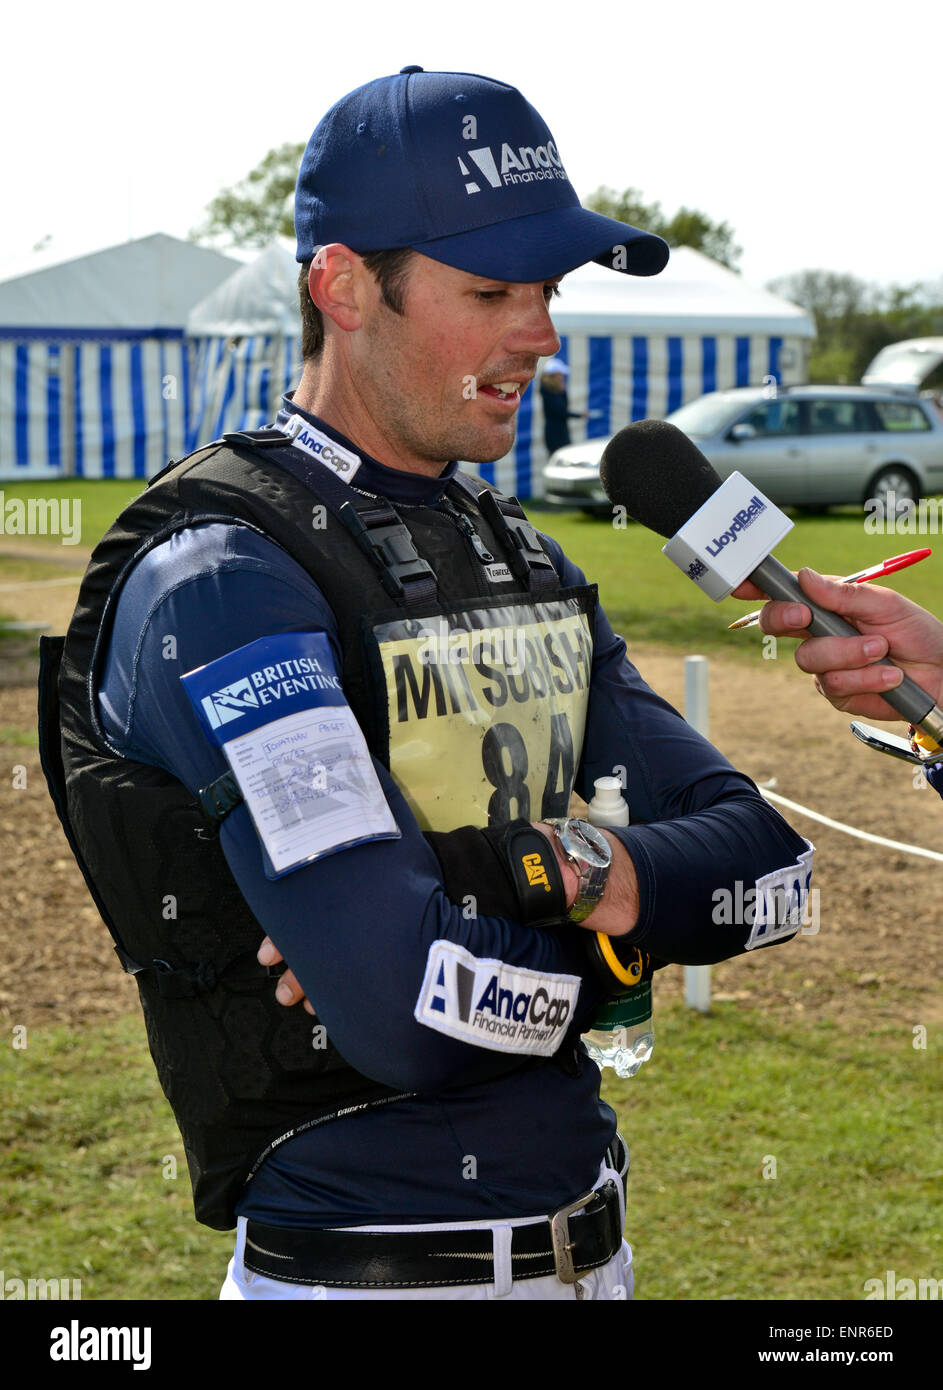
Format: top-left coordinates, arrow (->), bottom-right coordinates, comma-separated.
412,204 -> 669,281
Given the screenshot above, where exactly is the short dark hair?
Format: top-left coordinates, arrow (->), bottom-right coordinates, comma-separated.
298,248 -> 416,361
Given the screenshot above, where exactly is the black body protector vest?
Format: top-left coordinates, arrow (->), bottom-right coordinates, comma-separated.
39,428 -> 596,1230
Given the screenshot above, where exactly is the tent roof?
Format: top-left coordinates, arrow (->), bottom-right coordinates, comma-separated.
0,233 -> 242,329
187,239 -> 301,336
185,241 -> 815,340
550,247 -> 815,336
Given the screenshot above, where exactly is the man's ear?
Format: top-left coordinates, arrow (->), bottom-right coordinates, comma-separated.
307,244 -> 363,334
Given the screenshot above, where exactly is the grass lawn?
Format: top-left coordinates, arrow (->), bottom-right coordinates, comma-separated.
0,1001 -> 937,1301
0,479 -> 144,553
2,479 -> 940,654
603,1001 -> 941,1301
0,1015 -> 232,1301
532,504 -> 943,651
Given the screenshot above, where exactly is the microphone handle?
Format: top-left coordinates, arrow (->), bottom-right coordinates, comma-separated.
750,555 -> 943,741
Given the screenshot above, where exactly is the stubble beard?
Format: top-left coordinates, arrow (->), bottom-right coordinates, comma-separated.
365,361 -> 519,469
359,300 -> 522,469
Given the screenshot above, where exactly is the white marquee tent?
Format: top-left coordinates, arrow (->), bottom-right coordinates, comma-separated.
186,240 -> 301,452
185,242 -> 815,497
0,235 -> 241,480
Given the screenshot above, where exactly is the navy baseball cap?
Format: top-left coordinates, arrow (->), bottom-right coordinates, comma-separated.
294,66 -> 669,281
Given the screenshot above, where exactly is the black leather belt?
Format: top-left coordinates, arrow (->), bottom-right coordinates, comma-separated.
243,1137 -> 628,1291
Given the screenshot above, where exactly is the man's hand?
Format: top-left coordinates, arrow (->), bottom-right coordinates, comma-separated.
534,822 -> 639,937
257,938 -> 316,1014
734,568 -> 943,722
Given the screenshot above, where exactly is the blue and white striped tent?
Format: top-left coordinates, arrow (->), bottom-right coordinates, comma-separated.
509,248 -> 815,499
184,243 -> 814,497
0,235 -> 241,480
186,241 -> 302,451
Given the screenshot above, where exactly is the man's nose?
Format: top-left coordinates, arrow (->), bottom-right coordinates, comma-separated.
506,295 -> 560,359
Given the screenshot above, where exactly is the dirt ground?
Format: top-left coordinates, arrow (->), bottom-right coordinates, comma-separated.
1,543 -> 941,1035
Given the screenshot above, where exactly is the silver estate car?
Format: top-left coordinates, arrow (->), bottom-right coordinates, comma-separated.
542,385 -> 943,515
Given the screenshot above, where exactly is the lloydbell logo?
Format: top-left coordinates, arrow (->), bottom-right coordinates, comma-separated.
458,140 -> 567,194
201,678 -> 259,729
417,941 -> 579,1056
704,496 -> 767,558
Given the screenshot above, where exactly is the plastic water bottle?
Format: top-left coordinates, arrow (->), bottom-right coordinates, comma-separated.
581,777 -> 655,1079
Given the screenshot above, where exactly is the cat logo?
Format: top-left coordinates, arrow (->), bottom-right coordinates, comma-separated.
522,852 -> 551,891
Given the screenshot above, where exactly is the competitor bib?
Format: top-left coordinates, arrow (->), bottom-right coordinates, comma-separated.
371,592 -> 595,832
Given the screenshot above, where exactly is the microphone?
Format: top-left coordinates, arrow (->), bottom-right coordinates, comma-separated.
600,419 -> 943,742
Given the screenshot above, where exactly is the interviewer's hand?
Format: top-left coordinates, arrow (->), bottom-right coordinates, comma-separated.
733,567 -> 943,721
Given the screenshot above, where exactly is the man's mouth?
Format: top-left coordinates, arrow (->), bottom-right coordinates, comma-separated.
479,380 -> 522,403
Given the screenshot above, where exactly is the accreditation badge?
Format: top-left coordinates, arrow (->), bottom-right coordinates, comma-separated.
181,631 -> 400,878
370,591 -> 595,832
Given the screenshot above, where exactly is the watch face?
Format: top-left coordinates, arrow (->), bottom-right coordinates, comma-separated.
561,819 -> 611,868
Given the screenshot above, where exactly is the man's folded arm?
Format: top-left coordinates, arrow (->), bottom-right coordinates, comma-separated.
98,523 -> 601,1093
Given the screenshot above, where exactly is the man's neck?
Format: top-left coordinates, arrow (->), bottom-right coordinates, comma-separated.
293,363 -> 447,479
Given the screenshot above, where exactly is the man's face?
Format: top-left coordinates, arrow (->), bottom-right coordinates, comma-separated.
347,252 -> 563,470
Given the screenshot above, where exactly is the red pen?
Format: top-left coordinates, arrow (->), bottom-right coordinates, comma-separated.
729,548 -> 932,629
841,548 -> 932,583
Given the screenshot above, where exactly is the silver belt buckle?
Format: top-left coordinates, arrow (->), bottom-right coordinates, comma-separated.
549,1187 -> 597,1284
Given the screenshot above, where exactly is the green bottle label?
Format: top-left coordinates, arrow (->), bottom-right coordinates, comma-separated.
591,981 -> 652,1031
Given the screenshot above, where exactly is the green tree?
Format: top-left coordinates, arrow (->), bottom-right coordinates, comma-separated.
583,186 -> 666,235
190,142 -> 305,248
585,186 -> 742,269
766,269 -> 873,345
767,269 -> 943,386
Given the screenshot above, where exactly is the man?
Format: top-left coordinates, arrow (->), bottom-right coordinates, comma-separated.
539,358 -> 587,455
41,67 -> 813,1300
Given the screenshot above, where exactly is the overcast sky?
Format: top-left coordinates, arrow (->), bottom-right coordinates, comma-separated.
3,0 -> 939,293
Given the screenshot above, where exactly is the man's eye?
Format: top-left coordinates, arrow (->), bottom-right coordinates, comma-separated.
544,283 -> 561,301
475,290 -> 506,302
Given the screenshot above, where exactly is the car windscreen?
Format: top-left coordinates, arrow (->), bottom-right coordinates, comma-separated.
665,394 -> 746,438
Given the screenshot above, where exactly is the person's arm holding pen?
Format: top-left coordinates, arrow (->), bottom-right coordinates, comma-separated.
732,567 -> 943,722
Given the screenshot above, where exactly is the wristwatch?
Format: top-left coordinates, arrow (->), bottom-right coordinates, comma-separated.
548,819 -> 611,923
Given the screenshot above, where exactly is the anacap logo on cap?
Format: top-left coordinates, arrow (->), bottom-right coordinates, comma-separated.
295,67 -> 669,283
457,135 -> 567,194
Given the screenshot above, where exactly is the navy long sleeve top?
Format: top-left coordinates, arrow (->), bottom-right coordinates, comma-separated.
97,404 -> 813,1227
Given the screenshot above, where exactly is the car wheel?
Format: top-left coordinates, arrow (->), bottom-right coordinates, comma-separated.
865,467 -> 919,520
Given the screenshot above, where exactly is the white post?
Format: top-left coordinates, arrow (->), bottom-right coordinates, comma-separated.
684,656 -> 712,1013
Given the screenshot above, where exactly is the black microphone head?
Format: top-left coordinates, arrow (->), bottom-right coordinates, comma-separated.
599,419 -> 723,538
